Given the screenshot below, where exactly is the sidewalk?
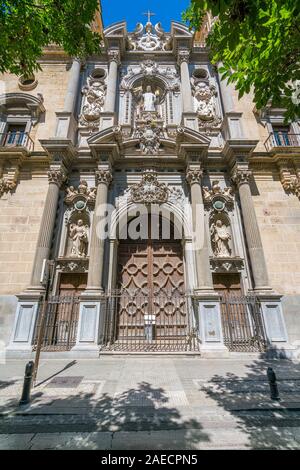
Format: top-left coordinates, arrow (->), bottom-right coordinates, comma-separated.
1,356 -> 300,449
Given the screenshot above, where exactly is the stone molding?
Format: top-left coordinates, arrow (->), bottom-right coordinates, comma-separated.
56,258 -> 89,273
210,257 -> 244,273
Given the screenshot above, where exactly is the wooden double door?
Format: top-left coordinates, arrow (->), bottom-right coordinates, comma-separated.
115,217 -> 187,345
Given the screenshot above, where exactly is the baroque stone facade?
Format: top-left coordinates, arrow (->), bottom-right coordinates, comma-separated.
0,11 -> 300,358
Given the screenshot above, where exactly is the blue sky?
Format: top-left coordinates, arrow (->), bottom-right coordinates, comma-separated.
101,0 -> 190,31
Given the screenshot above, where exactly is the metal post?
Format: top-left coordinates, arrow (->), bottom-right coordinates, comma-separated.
19,361 -> 35,405
32,298 -> 48,386
267,367 -> 280,400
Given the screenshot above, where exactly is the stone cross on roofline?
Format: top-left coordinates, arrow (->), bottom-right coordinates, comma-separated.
142,10 -> 156,23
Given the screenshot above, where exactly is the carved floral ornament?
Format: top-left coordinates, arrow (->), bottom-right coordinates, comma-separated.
47,169 -> 67,186
231,167 -> 253,187
0,177 -> 17,197
186,168 -> 203,185
96,169 -> 113,186
278,160 -> 300,199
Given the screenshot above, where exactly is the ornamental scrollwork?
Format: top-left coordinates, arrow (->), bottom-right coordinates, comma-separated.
130,170 -> 169,204
0,178 -> 17,197
65,180 -> 97,205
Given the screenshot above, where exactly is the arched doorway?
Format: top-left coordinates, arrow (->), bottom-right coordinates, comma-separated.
104,213 -> 195,351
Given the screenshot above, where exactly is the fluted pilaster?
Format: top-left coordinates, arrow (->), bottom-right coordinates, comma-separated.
29,168 -> 67,288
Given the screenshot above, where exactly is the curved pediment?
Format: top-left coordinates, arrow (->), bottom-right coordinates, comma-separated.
104,21 -> 127,38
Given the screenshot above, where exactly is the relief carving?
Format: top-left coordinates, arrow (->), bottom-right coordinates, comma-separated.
130,170 -> 169,204
192,81 -> 222,129
79,75 -> 106,128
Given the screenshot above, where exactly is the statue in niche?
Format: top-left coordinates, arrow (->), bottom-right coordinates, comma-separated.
135,85 -> 159,113
69,219 -> 89,258
210,219 -> 232,257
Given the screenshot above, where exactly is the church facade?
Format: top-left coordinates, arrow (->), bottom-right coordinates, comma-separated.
1,15 -> 300,358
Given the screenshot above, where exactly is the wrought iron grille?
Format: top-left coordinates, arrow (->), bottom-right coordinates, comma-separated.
33,295 -> 80,351
220,294 -> 267,352
101,289 -> 199,352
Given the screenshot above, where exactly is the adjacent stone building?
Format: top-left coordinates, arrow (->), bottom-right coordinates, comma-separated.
1,12 -> 299,358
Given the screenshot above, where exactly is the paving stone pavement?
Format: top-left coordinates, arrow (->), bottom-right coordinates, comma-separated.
0,356 -> 300,449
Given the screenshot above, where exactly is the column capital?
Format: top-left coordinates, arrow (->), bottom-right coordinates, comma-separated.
107,49 -> 121,65
231,166 -> 252,187
177,50 -> 190,65
95,168 -> 113,186
186,168 -> 203,185
47,168 -> 67,187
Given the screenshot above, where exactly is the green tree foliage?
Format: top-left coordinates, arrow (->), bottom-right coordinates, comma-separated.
0,0 -> 101,76
183,1 -> 300,120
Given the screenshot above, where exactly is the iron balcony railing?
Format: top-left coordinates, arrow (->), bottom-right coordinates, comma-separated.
264,132 -> 300,152
0,131 -> 34,152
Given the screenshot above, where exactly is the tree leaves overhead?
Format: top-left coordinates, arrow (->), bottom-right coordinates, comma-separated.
183,0 -> 300,121
0,0 -> 101,76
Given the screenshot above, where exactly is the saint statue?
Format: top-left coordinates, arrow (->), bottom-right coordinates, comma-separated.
210,219 -> 231,257
69,219 -> 89,258
142,85 -> 157,112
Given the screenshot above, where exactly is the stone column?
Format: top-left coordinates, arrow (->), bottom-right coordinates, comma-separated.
86,168 -> 113,292
30,167 -> 66,289
178,51 -> 194,113
232,166 -> 270,291
64,58 -> 81,113
104,50 -> 120,113
186,168 -> 214,291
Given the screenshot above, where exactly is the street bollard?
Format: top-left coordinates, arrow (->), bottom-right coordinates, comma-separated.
19,361 -> 35,405
267,367 -> 280,401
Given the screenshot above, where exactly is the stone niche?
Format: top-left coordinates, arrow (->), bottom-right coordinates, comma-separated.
58,180 -> 97,262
